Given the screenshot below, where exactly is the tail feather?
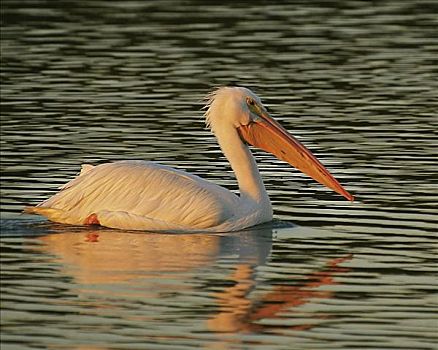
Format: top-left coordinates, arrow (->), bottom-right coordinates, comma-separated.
23,206 -> 69,223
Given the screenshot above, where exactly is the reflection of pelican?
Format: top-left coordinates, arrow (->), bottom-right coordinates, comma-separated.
37,225 -> 273,285
208,254 -> 352,333
39,230 -> 220,284
36,224 -> 352,336
26,86 -> 353,232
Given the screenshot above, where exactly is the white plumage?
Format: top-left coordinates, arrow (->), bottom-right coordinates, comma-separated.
25,86 -> 353,232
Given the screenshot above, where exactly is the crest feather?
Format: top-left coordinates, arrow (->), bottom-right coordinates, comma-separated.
203,87 -> 223,130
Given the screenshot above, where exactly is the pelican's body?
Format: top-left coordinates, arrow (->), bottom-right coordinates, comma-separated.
26,87 -> 353,232
33,160 -> 270,232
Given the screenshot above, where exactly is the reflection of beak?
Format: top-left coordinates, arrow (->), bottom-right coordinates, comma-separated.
237,112 -> 354,201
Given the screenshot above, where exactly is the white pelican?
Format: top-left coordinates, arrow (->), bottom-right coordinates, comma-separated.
25,86 -> 354,232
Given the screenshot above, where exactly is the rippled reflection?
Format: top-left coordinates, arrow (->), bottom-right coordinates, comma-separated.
32,224 -> 352,339
207,254 -> 352,334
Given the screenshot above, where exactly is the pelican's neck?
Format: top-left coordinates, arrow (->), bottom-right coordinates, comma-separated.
215,126 -> 270,206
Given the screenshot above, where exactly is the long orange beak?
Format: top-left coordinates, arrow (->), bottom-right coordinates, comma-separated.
237,113 -> 354,201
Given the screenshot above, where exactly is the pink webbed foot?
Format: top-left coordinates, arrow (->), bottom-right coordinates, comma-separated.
84,213 -> 100,226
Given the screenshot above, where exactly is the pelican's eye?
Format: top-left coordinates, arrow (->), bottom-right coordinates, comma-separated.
246,97 -> 255,106
246,97 -> 262,123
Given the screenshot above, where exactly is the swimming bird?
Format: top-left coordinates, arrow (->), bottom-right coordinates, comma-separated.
25,86 -> 354,232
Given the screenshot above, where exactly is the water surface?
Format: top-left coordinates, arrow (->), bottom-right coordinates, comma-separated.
1,1 -> 437,349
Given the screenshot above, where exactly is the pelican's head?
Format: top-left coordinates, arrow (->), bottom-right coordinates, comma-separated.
205,86 -> 265,131
205,86 -> 354,201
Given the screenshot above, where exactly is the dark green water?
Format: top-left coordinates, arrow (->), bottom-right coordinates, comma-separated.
1,1 -> 437,349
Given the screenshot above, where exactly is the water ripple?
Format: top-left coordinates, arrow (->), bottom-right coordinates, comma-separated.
1,0 -> 437,349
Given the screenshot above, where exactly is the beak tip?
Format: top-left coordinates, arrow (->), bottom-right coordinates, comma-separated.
345,193 -> 355,202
